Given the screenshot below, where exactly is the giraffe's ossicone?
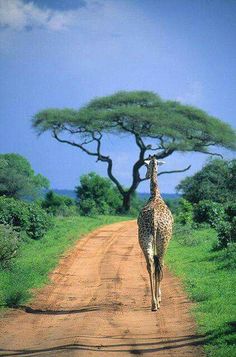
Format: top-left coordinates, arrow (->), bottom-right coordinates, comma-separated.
137,155 -> 173,311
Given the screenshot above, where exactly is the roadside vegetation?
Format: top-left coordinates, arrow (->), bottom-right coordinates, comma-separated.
0,215 -> 130,310
167,225 -> 235,357
167,158 -> 236,357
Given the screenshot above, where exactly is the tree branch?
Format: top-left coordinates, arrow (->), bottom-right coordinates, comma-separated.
158,165 -> 191,176
53,129 -> 125,195
140,164 -> 191,181
52,129 -> 99,158
197,150 -> 223,159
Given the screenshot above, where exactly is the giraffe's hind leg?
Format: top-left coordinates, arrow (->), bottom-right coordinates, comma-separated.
145,253 -> 157,311
155,273 -> 161,306
154,264 -> 161,309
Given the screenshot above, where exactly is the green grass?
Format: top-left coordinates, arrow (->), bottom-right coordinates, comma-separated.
166,225 -> 236,357
0,215 -> 131,311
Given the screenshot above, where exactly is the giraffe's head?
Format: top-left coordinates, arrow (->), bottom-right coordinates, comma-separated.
144,155 -> 165,179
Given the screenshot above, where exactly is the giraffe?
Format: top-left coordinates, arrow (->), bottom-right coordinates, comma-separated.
137,154 -> 173,311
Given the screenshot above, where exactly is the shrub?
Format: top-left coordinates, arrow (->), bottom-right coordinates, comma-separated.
215,217 -> 236,248
193,200 -> 226,228
0,196 -> 30,230
165,198 -> 180,215
0,224 -> 20,268
128,193 -> 146,217
78,198 -> 99,216
176,158 -> 236,204
173,223 -> 199,246
27,203 -> 52,239
225,202 -> 236,221
215,243 -> 236,269
176,198 -> 193,225
0,196 -> 52,240
42,191 -> 78,216
76,172 -> 122,216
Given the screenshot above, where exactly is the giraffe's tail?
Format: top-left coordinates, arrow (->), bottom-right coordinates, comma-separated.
154,255 -> 163,281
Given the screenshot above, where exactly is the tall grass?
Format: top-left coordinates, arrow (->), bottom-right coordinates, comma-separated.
166,225 -> 236,357
0,215 -> 131,311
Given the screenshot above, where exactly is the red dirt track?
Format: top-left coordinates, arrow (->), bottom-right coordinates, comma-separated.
0,221 -> 204,356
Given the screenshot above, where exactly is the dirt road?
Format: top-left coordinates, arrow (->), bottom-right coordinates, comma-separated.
0,221 -> 204,356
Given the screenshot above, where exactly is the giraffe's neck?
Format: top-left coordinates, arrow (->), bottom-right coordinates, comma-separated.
150,164 -> 161,199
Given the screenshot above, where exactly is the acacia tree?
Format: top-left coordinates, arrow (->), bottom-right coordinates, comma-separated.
33,91 -> 236,211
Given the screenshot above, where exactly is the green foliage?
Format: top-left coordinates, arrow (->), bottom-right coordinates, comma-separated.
177,159 -> 236,204
175,198 -> 193,225
0,196 -> 52,240
0,196 -> 30,231
0,224 -> 20,269
177,159 -> 236,249
173,223 -> 199,246
33,91 -> 236,154
128,193 -> 146,217
192,200 -> 235,248
27,203 -> 53,240
215,243 -> 236,269
166,227 -> 236,357
165,198 -> 180,214
0,153 -> 49,199
215,218 -> 236,249
193,200 -> 226,228
42,190 -> 78,216
225,202 -> 236,221
76,172 -> 122,216
0,215 -> 131,308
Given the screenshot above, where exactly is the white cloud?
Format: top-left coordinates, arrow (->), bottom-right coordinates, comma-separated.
0,0 -> 85,31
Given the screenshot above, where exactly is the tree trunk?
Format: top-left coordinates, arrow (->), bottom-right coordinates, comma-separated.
122,192 -> 132,213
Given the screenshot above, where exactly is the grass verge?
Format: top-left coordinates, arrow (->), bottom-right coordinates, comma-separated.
166,225 -> 236,357
0,215 -> 131,311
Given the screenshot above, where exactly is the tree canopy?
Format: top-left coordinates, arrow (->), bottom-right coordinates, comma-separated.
176,158 -> 236,204
33,91 -> 236,211
0,153 -> 49,199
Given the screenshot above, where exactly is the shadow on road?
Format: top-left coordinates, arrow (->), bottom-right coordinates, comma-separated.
0,334 -> 207,356
19,305 -> 100,315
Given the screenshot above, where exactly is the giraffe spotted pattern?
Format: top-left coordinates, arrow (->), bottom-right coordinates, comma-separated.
138,155 -> 173,311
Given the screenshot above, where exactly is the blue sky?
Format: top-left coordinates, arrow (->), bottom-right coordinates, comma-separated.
0,0 -> 235,193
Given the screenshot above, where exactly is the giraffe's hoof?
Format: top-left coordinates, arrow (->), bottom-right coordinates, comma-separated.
151,302 -> 158,311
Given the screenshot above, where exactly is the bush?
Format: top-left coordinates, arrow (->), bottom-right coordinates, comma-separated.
225,202 -> 236,221
76,172 -> 122,216
27,203 -> 52,239
165,198 -> 180,214
176,159 -> 236,204
176,198 -> 193,225
193,200 -> 226,228
128,193 -> 146,217
79,198 -> 100,216
215,217 -> 236,248
215,243 -> 236,269
0,196 -> 52,240
0,224 -> 20,268
173,223 -> 199,246
0,196 -> 30,230
42,191 -> 78,216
